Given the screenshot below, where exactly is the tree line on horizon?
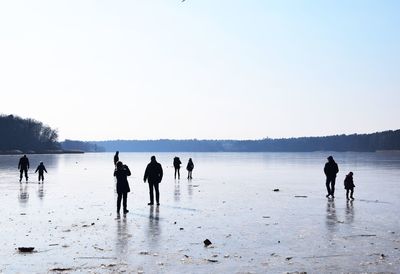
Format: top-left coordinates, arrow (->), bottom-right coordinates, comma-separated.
0,114 -> 59,153
86,130 -> 400,152
1,114 -> 399,153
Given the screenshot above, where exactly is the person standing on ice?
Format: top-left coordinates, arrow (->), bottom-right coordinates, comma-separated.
35,162 -> 47,183
18,154 -> 30,182
173,156 -> 181,179
324,156 -> 339,198
114,161 -> 131,215
144,156 -> 163,206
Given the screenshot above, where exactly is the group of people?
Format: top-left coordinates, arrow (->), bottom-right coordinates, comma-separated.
173,156 -> 194,179
17,155 -> 47,183
324,155 -> 355,200
113,152 -> 194,215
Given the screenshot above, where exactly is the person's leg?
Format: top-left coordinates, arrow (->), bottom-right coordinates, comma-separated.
19,170 -> 23,182
346,189 -> 349,200
350,188 -> 354,199
325,178 -> 331,197
148,182 -> 154,204
331,178 -> 336,198
117,193 -> 122,213
177,168 -> 180,179
123,192 -> 128,213
24,169 -> 28,181
174,168 -> 177,179
154,183 -> 160,205
189,171 -> 192,179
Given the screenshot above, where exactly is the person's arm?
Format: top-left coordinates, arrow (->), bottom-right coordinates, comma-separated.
35,167 -> 38,173
44,166 -> 47,173
18,159 -> 21,170
27,159 -> 30,169
159,164 -> 163,182
125,166 -> 131,176
143,166 -> 148,182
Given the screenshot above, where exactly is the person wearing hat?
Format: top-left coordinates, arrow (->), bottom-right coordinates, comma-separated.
324,156 -> 339,198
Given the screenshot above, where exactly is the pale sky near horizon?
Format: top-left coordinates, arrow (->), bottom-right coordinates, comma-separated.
0,1 -> 399,141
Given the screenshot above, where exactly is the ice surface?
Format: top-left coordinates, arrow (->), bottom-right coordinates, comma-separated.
0,152 -> 399,273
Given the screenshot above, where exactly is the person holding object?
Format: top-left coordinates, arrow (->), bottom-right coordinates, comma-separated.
35,162 -> 47,183
114,161 -> 131,214
324,156 -> 339,198
144,156 -> 163,206
18,154 -> 30,182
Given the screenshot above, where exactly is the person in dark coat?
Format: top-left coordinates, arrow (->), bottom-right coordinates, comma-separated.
186,158 -> 194,179
344,172 -> 355,200
173,156 -> 182,179
324,156 -> 339,198
144,156 -> 163,206
114,161 -> 131,214
113,151 -> 119,167
35,162 -> 47,183
18,155 -> 30,182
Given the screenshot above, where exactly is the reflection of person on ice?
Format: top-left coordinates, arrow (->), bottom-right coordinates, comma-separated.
18,154 -> 30,182
35,162 -> 48,183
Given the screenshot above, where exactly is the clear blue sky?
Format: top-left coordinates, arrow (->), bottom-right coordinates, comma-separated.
0,1 -> 399,141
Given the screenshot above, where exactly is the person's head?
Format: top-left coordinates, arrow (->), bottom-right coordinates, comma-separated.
116,151 -> 119,155
348,171 -> 353,177
116,161 -> 123,170
189,158 -> 192,162
327,156 -> 334,162
23,154 -> 26,158
40,162 -> 43,165
151,156 -> 156,162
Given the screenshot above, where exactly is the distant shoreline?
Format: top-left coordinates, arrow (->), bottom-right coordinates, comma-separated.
0,150 -> 84,155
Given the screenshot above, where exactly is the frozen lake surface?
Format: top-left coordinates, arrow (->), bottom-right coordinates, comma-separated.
0,152 -> 399,273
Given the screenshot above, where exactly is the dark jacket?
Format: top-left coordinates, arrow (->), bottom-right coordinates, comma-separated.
324,160 -> 339,178
144,161 -> 163,184
173,157 -> 181,169
35,164 -> 47,174
186,160 -> 194,171
344,175 -> 355,189
18,156 -> 30,170
114,166 -> 131,194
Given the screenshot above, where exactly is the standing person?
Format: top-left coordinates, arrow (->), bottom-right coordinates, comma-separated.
186,158 -> 194,179
114,151 -> 119,166
344,172 -> 355,200
35,162 -> 47,183
18,154 -> 30,182
144,156 -> 163,206
173,156 -> 181,179
324,156 -> 339,198
114,161 -> 131,214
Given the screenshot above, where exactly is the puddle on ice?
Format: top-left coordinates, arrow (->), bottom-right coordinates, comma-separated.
0,152 -> 399,273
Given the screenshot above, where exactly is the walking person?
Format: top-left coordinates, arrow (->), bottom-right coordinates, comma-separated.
34,162 -> 47,183
173,156 -> 181,179
344,172 -> 355,200
324,156 -> 339,198
18,154 -> 30,182
186,158 -> 194,179
144,156 -> 163,206
114,161 -> 131,215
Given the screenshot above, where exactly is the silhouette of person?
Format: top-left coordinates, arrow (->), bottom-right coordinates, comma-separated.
186,158 -> 194,179
144,156 -> 163,206
35,162 -> 47,183
344,171 -> 355,200
324,156 -> 339,198
114,151 -> 119,166
114,161 -> 131,214
18,154 -> 30,182
173,156 -> 181,179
